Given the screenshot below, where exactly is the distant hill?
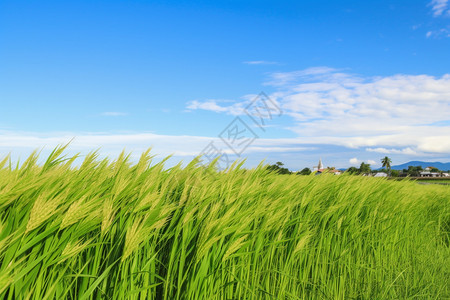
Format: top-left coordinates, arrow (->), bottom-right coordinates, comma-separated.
388,161 -> 450,171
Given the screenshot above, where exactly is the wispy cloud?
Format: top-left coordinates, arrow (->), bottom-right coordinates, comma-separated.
429,0 -> 449,16
266,66 -> 340,86
349,158 -> 377,166
0,128 -> 446,169
426,28 -> 450,38
426,1 -> 450,39
243,60 -> 279,65
185,94 -> 282,116
366,147 -> 419,155
267,68 -> 450,155
0,130 -> 316,164
186,67 -> 450,156
101,112 -> 128,117
185,100 -> 245,115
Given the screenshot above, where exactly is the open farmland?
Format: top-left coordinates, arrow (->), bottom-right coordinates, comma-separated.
0,147 -> 449,299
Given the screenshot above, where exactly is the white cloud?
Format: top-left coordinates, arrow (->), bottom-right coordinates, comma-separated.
185,94 -> 283,117
185,100 -> 245,115
5,67 -> 450,166
426,28 -> 450,38
222,146 -> 315,155
266,67 -> 339,86
429,0 -> 449,16
349,157 -> 360,165
1,128 -> 446,170
366,147 -> 419,155
101,112 -> 128,117
349,158 -> 377,166
0,131 -> 204,157
426,1 -> 450,39
243,61 -> 278,65
0,130 -> 317,164
186,67 -> 450,156
265,67 -> 450,155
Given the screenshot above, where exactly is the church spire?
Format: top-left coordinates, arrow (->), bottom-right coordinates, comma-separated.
318,158 -> 323,170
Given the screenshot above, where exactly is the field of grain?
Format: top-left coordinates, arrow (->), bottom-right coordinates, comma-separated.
0,146 -> 449,299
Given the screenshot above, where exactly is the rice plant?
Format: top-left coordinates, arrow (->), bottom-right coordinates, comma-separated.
0,146 -> 449,299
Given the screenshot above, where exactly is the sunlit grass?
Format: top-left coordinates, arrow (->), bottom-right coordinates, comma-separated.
0,145 -> 449,299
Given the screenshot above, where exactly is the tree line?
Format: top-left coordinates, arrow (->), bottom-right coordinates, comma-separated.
266,156 -> 448,177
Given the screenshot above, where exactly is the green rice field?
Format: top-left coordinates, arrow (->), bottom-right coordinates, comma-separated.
1,146 -> 449,299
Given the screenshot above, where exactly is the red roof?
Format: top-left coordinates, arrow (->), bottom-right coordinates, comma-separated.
317,168 -> 340,173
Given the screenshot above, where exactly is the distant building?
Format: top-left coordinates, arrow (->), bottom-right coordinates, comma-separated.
420,171 -> 440,177
316,169 -> 341,175
313,158 -> 324,172
374,172 -> 388,177
328,169 -> 341,175
313,159 -> 341,175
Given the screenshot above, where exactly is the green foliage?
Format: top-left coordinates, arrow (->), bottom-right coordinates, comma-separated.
359,162 -> 371,174
407,165 -> 423,177
266,161 -> 291,174
0,149 -> 449,299
381,156 -> 392,175
390,169 -> 400,177
345,166 -> 359,174
297,167 -> 311,175
346,164 -> 372,175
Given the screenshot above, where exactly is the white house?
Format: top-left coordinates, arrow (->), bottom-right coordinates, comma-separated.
374,172 -> 388,177
420,171 -> 440,177
328,169 -> 341,175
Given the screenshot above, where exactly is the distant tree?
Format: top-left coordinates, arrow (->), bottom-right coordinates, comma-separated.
267,164 -> 278,173
407,166 -> 422,177
407,166 -> 415,176
381,156 -> 392,176
359,162 -> 371,174
267,162 -> 291,175
430,167 -> 439,172
390,170 -> 400,177
398,170 -> 407,177
278,167 -> 291,175
346,167 -> 359,175
297,167 -> 311,175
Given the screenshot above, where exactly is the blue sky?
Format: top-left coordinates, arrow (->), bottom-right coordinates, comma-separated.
1,0 -> 449,170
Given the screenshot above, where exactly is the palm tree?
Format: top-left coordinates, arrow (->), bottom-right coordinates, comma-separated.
381,156 -> 392,176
